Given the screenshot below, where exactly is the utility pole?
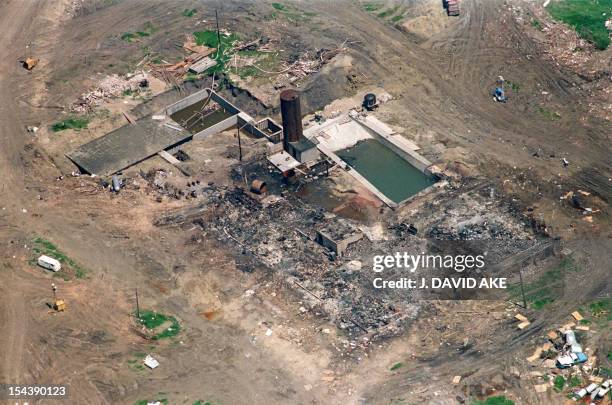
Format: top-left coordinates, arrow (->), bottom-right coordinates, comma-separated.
215,10 -> 221,51
237,125 -> 242,162
135,288 -> 140,319
51,283 -> 57,302
518,268 -> 527,309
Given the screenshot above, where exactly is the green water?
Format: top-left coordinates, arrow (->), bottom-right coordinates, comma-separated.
336,139 -> 435,203
170,100 -> 232,134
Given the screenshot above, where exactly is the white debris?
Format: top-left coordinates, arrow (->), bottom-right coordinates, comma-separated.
265,328 -> 273,336
144,354 -> 159,369
346,260 -> 362,271
71,72 -> 148,112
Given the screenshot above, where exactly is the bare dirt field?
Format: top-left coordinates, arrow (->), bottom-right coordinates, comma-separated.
1,1 -> 610,404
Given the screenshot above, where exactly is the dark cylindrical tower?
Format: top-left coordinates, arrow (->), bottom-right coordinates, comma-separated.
280,89 -> 303,150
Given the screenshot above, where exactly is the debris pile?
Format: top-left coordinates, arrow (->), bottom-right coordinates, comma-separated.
71,72 -> 149,112
146,162 -> 543,354
272,47 -> 345,89
560,189 -> 606,223
22,57 -> 39,71
523,310 -> 610,400
149,46 -> 217,85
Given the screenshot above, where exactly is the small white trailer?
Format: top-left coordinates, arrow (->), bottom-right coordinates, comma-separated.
37,255 -> 61,272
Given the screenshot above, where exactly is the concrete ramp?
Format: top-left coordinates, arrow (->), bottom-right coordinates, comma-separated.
67,117 -> 192,175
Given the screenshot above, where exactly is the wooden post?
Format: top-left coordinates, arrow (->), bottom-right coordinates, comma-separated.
135,288 -> 140,319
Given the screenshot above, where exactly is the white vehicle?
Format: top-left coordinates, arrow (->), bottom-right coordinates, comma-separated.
37,255 -> 61,272
575,388 -> 587,398
585,383 -> 599,393
597,386 -> 610,398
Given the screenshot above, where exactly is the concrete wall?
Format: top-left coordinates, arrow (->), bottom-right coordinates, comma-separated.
165,88 -> 243,117
193,115 -> 238,140
239,116 -> 283,144
165,89 -> 247,141
165,89 -> 210,116
315,230 -> 363,256
296,147 -> 320,163
210,91 -> 242,116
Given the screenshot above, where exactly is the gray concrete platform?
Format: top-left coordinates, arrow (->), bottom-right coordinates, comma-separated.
67,117 -> 192,175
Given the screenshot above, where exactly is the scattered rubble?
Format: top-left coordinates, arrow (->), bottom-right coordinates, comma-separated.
71,72 -> 149,112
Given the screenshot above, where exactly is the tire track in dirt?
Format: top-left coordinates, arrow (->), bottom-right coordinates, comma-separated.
0,0 -> 73,386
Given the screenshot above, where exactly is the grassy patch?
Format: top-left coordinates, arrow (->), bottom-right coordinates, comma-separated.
506,81 -> 520,92
121,22 -> 156,43
390,362 -> 403,371
547,0 -> 612,50
267,3 -> 314,22
135,399 -> 167,405
193,401 -> 212,405
568,375 -> 582,387
193,30 -> 240,73
264,11 -> 278,20
51,117 -> 89,132
363,3 -> 382,12
234,50 -> 280,79
391,14 -> 404,23
553,375 -> 566,392
508,260 -> 571,309
31,237 -> 87,279
537,106 -> 562,120
473,396 -> 515,405
121,32 -> 137,42
137,310 -> 181,340
184,72 -> 203,83
559,256 -> 580,272
531,19 -> 543,30
589,299 -> 610,317
182,8 -> 197,17
377,5 -> 400,18
508,257 -> 579,308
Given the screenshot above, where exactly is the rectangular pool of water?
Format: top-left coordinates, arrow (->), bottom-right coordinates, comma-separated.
336,139 -> 435,204
170,100 -> 233,134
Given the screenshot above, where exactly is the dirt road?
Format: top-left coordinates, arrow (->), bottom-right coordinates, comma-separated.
0,0 -> 50,384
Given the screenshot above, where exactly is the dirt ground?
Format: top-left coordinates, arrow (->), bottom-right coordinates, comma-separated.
1,1 -> 610,405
